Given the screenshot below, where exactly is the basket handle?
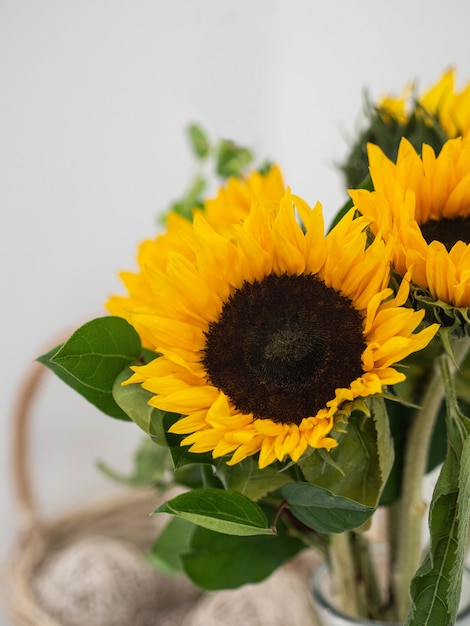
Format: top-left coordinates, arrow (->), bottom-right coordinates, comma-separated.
10,359 -> 47,536
10,328 -> 75,537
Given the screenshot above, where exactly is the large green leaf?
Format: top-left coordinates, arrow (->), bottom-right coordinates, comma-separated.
280,482 -> 374,533
406,354 -> 470,626
300,397 -> 394,509
149,517 -> 196,575
38,316 -> 142,420
154,488 -> 274,536
182,525 -> 304,589
406,444 -> 470,625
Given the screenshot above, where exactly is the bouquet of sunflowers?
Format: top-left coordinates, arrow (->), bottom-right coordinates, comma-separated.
39,68 -> 470,625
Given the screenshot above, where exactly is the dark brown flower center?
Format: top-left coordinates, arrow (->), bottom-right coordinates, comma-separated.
420,216 -> 470,251
202,273 -> 366,425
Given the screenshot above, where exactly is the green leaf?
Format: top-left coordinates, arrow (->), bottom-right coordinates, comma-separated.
187,123 -> 210,159
154,488 -> 274,536
38,316 -> 141,420
182,525 -> 304,589
217,456 -> 293,501
216,139 -> 253,178
407,351 -> 470,626
370,396 -> 395,492
112,366 -> 174,443
149,517 -> 196,575
406,453 -> 467,626
280,482 -> 374,533
300,399 -> 393,509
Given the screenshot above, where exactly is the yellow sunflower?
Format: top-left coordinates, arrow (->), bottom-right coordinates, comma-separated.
106,165 -> 285,348
378,83 -> 412,124
419,68 -> 470,138
350,136 -> 470,309
114,190 -> 437,468
379,68 -> 470,137
201,163 -> 285,229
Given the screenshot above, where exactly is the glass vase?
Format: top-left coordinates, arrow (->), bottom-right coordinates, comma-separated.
311,563 -> 470,626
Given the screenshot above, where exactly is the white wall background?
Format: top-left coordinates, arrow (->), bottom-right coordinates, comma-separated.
2,1 -> 470,623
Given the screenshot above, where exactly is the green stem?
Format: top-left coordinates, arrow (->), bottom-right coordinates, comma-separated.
352,534 -> 385,620
329,532 -> 362,617
392,337 -> 470,621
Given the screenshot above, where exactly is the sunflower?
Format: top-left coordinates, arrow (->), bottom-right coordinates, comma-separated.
201,163 -> 285,229
114,190 -> 437,468
106,165 -> 285,348
350,136 -> 470,310
378,67 -> 470,138
378,83 -> 412,124
419,68 -> 470,138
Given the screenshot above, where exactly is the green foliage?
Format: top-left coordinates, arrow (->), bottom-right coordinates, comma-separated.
37,316 -> 142,420
300,397 -> 394,510
341,99 -> 448,190
407,356 -> 470,626
154,488 -> 274,536
187,123 -> 210,159
216,456 -> 293,501
164,123 -> 260,222
168,176 -> 206,221
281,482 -> 374,533
379,339 -> 453,505
216,139 -> 253,178
149,517 -> 196,575
181,524 -> 304,590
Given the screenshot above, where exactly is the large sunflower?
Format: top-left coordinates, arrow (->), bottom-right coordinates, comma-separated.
114,190 -> 437,468
350,136 -> 470,309
107,165 -> 285,348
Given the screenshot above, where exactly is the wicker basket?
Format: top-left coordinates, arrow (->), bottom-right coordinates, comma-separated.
3,357 -> 206,626
4,354 -> 321,626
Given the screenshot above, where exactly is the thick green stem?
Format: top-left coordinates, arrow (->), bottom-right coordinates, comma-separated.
392,338 -> 470,621
352,533 -> 385,620
329,532 -> 363,617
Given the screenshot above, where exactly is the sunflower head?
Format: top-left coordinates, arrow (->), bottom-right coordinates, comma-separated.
340,68 -> 470,190
350,135 -> 470,335
112,189 -> 437,469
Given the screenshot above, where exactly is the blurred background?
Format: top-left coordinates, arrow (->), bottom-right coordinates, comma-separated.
2,1 -> 470,623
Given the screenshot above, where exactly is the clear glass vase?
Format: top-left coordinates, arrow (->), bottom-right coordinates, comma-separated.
311,563 -> 470,626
